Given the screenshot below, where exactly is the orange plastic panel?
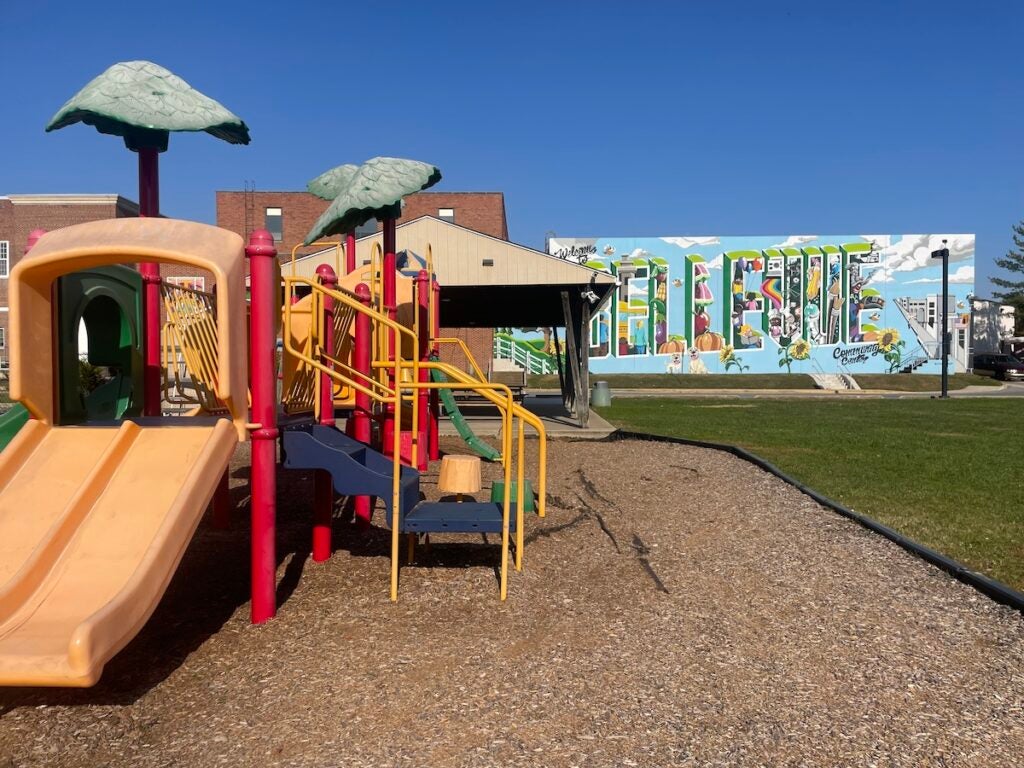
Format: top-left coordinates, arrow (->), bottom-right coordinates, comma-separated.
0,420 -> 237,687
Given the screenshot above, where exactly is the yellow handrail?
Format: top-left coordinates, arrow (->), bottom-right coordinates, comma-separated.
424,359 -> 546,519
424,336 -> 546,519
290,241 -> 342,277
432,337 -> 489,383
281,274 -> 542,597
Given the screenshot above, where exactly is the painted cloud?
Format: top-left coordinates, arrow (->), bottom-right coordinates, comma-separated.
770,235 -> 818,249
905,264 -> 975,285
660,236 -> 721,249
879,234 -> 974,274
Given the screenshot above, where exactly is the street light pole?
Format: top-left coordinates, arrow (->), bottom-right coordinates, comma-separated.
931,241 -> 950,399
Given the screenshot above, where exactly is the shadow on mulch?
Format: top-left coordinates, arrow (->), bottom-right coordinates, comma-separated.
0,461 -> 391,714
0,454 -> 514,716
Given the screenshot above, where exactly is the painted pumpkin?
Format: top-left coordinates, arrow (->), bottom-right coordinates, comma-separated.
658,338 -> 687,354
693,332 -> 725,352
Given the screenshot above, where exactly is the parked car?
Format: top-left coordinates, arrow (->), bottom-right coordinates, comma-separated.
972,353 -> 1024,380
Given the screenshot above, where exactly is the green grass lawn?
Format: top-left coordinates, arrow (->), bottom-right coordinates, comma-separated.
529,373 -> 818,389
854,373 -> 1000,391
528,372 -> 997,391
598,398 -> 1024,591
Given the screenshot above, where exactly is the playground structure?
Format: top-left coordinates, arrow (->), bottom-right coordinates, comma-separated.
0,189 -> 548,689
0,61 -> 547,688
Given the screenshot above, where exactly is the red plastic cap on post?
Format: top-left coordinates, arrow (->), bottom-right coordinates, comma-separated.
246,229 -> 277,258
315,263 -> 339,286
355,283 -> 371,302
24,229 -> 47,254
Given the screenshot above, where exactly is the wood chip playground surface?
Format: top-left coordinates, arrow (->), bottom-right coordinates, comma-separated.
1,437 -> 1022,767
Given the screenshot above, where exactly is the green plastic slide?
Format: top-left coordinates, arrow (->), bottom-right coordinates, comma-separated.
429,364 -> 501,462
0,404 -> 30,453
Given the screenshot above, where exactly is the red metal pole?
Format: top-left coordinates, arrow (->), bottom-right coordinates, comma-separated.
247,229 -> 279,624
428,279 -> 441,461
137,147 -> 162,418
313,264 -> 338,561
211,473 -> 231,530
24,229 -> 46,254
345,229 -> 357,276
381,218 -> 398,457
415,269 -> 430,471
352,283 -> 373,528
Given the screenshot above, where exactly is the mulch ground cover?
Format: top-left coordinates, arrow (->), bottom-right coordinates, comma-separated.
1,437 -> 1021,767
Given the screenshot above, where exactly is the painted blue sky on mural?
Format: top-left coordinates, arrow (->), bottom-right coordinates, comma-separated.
536,234 -> 975,376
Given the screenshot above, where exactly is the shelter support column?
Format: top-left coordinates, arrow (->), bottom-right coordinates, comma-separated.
561,291 -> 587,428
247,229 -> 279,624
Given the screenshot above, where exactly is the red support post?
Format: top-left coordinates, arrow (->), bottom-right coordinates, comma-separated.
247,229 -> 279,624
24,229 -> 46,254
345,229 -> 357,276
352,283 -> 374,528
381,218 -> 398,456
313,264 -> 338,562
137,147 -> 162,417
415,269 -> 430,471
428,279 -> 441,461
211,472 -> 231,529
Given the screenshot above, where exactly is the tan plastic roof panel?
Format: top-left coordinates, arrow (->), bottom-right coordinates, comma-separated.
10,218 -> 248,438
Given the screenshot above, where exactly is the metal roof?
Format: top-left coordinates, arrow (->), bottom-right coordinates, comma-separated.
287,216 -> 616,327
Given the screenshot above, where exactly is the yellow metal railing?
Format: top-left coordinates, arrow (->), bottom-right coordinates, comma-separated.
430,336 -> 547,519
290,240 -> 343,277
282,275 -> 531,600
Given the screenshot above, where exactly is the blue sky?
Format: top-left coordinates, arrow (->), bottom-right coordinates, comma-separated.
2,1 -> 1021,295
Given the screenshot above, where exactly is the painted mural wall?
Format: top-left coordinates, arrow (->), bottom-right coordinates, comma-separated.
530,235 -> 976,375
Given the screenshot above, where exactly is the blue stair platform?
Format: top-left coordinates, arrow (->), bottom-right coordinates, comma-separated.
402,502 -> 518,534
281,423 -> 420,518
281,423 -> 519,535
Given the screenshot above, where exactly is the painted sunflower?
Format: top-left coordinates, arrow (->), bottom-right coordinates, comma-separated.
789,338 -> 812,360
719,344 -> 735,364
877,328 -> 901,351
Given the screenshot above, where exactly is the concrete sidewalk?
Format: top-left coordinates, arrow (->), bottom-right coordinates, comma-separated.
437,394 -> 615,439
532,381 -> 1024,400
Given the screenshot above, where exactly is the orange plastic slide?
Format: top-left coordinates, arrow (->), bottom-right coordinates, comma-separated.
0,418 -> 237,687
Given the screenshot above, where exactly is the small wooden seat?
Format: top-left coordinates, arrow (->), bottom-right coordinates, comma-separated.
438,454 -> 482,499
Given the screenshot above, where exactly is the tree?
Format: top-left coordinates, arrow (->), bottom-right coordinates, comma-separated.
992,220 -> 1024,335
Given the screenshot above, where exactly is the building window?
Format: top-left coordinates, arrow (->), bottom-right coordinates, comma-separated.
438,208 -> 455,223
0,241 -> 8,278
265,207 -> 283,241
165,276 -> 207,293
354,219 -> 377,238
0,327 -> 5,349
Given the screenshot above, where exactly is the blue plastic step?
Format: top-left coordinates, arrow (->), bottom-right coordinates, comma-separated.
281,423 -> 420,517
396,502 -> 519,534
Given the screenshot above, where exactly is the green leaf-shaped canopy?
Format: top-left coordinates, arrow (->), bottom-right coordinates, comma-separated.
306,163 -> 359,200
46,60 -> 250,152
304,157 -> 441,244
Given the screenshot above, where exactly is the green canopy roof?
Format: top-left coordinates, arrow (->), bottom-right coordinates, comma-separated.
306,163 -> 360,200
46,60 -> 250,152
304,157 -> 441,244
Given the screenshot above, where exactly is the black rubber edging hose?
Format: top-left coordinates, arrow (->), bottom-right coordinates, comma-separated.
609,429 -> 1024,615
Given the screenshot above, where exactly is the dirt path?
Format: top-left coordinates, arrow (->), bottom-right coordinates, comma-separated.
1,438 -> 1022,767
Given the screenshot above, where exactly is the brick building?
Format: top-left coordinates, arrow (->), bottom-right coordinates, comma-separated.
216,190 -> 510,374
0,194 -> 140,365
215,190 -> 508,260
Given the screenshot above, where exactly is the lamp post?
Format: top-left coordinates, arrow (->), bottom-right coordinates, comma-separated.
931,241 -> 950,399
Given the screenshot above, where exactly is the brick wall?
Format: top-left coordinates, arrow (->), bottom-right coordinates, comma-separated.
0,195 -> 140,365
216,189 -> 505,376
216,190 -> 508,256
